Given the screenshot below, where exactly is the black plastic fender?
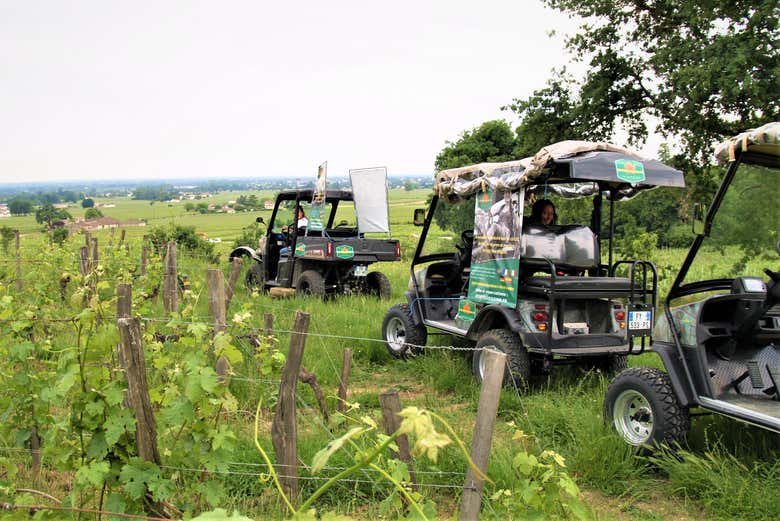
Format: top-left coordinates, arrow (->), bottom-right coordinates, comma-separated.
467,305 -> 525,340
648,341 -> 698,407
229,246 -> 262,264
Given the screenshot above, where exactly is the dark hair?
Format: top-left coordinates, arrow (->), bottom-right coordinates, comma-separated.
295,205 -> 305,216
530,198 -> 557,225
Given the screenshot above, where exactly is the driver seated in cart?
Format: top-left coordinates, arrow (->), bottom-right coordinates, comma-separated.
279,205 -> 308,256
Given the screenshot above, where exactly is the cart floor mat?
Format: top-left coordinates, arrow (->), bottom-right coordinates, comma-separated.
709,344 -> 780,399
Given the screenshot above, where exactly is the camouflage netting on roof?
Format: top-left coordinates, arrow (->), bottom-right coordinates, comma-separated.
714,122 -> 780,163
434,140 -> 636,203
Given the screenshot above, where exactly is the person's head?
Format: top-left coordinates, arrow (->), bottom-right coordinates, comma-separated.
531,199 -> 556,225
295,205 -> 305,219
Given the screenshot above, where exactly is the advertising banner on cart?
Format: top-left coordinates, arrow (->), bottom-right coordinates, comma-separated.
349,167 -> 390,233
308,162 -> 328,231
466,187 -> 522,308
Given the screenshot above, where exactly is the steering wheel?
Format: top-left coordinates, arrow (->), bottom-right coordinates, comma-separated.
457,229 -> 474,254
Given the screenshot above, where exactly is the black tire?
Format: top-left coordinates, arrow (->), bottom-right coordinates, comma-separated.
472,329 -> 530,391
382,304 -> 427,358
245,262 -> 265,291
604,367 -> 690,449
296,270 -> 326,296
365,271 -> 392,300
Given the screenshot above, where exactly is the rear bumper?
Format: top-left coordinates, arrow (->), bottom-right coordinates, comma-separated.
521,332 -> 628,356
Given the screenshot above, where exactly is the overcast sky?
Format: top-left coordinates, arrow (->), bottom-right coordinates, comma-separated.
0,1 -> 584,183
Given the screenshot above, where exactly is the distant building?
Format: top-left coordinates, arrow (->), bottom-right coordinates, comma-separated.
263,200 -> 274,210
66,217 -> 146,232
0,204 -> 9,218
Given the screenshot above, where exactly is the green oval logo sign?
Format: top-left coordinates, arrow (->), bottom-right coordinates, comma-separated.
295,244 -> 306,257
335,245 -> 354,259
615,159 -> 646,183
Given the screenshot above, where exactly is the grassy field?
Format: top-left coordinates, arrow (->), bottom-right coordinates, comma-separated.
1,188 -> 778,520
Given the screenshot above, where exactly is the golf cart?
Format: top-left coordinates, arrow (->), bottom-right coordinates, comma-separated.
604,122 -> 780,448
229,187 -> 400,298
382,140 -> 685,387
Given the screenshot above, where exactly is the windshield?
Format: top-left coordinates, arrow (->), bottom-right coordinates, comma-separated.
682,163 -> 779,286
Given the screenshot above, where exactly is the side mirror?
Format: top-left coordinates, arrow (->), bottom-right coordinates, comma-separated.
692,203 -> 706,235
413,208 -> 425,227
256,217 -> 265,224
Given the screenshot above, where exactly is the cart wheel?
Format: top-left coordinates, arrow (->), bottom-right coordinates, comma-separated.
382,304 -> 426,358
472,329 -> 530,391
604,367 -> 689,449
366,271 -> 392,300
296,270 -> 325,296
245,262 -> 265,291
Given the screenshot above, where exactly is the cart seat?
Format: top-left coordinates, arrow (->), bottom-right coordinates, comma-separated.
523,275 -> 634,295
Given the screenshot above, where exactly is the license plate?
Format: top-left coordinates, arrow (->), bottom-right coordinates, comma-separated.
353,265 -> 368,277
628,310 -> 652,330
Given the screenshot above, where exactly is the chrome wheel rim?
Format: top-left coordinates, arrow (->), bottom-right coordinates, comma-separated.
613,389 -> 654,445
385,316 -> 406,353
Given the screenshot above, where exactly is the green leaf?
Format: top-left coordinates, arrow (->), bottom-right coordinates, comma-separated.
86,432 -> 108,460
187,322 -> 209,340
76,460 -> 110,488
513,452 -> 538,476
104,408 -> 136,447
119,459 -> 163,500
311,427 -> 365,474
197,479 -> 226,507
9,341 -> 35,362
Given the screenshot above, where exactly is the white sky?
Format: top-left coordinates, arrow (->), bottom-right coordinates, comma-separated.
0,1 -> 584,183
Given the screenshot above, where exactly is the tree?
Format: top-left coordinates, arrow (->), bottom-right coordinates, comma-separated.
184,202 -> 195,212
433,120 -> 518,233
35,204 -> 71,229
84,208 -> 103,219
0,226 -> 16,253
511,1 -> 778,165
8,198 -> 33,215
81,198 -> 95,208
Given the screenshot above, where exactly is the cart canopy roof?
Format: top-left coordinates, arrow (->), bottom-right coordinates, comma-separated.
435,140 -> 684,203
714,121 -> 780,168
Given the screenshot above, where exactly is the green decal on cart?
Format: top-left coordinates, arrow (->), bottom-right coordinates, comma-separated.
456,299 -> 476,322
335,245 -> 355,259
295,244 -> 306,257
615,159 -> 646,183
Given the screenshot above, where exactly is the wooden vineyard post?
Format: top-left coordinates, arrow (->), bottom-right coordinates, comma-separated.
30,425 -> 41,483
140,236 -> 148,276
207,269 -> 230,385
299,367 -> 329,424
91,237 -> 99,271
337,348 -> 352,413
272,310 -> 310,509
163,241 -> 178,314
117,316 -> 163,516
225,256 -> 243,311
14,231 -> 21,292
207,269 -> 227,334
117,283 -> 132,319
116,284 -> 133,408
379,390 -> 417,489
264,313 -> 274,336
458,349 -> 506,521
119,228 -> 126,249
79,246 -> 90,277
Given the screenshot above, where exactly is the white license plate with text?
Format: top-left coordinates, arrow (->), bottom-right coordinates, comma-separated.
628,311 -> 652,330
